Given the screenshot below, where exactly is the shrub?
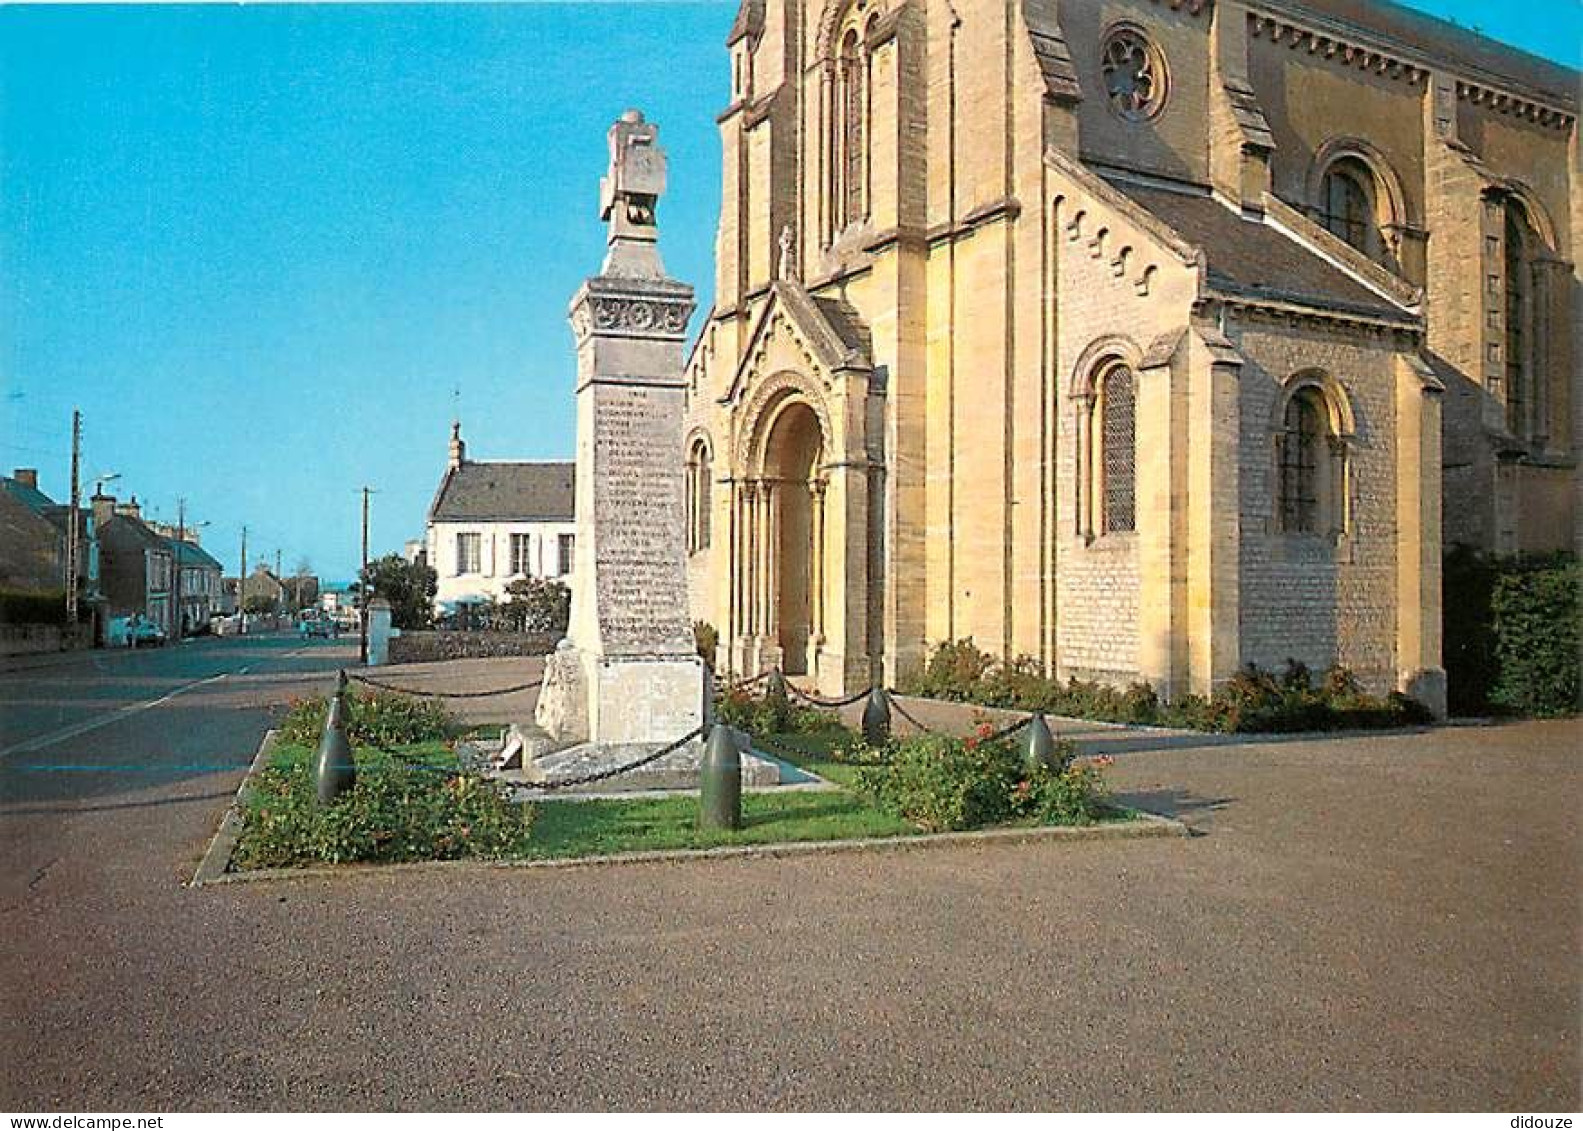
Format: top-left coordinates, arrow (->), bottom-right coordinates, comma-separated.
500,577 -> 571,635
714,686 -> 827,736
694,621 -> 719,666
277,689 -> 455,749
235,744 -> 535,867
1444,548 -> 1579,717
850,720 -> 1104,832
1491,554 -> 1580,717
0,589 -> 68,626
903,638 -> 999,701
902,642 -> 1428,733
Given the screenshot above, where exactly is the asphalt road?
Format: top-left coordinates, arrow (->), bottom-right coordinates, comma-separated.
0,647 -> 1578,1111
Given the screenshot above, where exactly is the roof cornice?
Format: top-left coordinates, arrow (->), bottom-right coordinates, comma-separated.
1245,2 -> 1577,127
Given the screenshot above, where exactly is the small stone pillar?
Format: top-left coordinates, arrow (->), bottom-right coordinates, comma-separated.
366,597 -> 393,667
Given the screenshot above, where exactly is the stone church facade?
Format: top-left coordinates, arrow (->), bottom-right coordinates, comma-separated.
681,0 -> 1579,715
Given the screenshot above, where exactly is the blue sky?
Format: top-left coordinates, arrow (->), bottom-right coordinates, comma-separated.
1,1 -> 1576,580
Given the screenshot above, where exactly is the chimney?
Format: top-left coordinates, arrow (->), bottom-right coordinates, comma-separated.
91,492 -> 116,528
116,495 -> 142,521
449,420 -> 467,469
12,468 -> 37,489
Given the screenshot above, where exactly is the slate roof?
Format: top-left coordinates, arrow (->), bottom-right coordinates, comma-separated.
1281,0 -> 1577,106
809,294 -> 873,362
168,539 -> 225,572
0,475 -> 57,515
429,461 -> 576,523
1110,180 -> 1415,323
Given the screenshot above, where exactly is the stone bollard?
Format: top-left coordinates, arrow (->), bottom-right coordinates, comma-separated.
861,686 -> 892,748
699,724 -> 742,831
1023,712 -> 1057,773
314,670 -> 357,805
366,597 -> 393,667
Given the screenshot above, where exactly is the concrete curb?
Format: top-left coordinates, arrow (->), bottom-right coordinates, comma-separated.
190,804 -> 1190,889
189,729 -> 278,887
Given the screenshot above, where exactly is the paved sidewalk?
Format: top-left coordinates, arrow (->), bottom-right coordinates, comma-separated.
2,653 -> 1577,1110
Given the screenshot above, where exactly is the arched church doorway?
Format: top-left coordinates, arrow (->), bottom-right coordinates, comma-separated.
763,401 -> 825,676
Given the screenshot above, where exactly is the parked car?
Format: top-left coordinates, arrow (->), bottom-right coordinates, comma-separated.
299,615 -> 338,639
125,616 -> 166,648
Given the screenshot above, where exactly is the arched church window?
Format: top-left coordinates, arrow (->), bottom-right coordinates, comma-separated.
1099,364 -> 1136,535
1319,160 -> 1377,256
687,438 -> 713,553
1503,198 -> 1537,441
838,28 -> 865,230
1274,377 -> 1351,538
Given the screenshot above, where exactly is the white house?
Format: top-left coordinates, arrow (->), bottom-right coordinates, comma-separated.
425,423 -> 576,614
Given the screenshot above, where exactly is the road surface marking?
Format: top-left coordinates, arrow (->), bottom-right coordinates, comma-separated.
0,641 -> 328,761
0,672 -> 229,760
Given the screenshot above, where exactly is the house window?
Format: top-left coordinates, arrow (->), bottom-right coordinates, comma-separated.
1319,160 -> 1376,255
557,533 -> 574,576
455,532 -> 481,575
1099,364 -> 1136,535
510,533 -> 532,576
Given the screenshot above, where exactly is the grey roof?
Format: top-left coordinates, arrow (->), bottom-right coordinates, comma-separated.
1276,0 -> 1577,107
429,461 -> 575,523
1111,181 -> 1415,322
98,513 -> 172,555
0,476 -> 57,515
168,538 -> 225,571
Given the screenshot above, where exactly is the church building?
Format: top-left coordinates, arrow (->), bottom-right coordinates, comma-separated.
681,0 -> 1580,716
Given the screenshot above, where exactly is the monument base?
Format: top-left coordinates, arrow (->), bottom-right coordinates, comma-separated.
511,734 -> 782,795
535,641 -> 706,746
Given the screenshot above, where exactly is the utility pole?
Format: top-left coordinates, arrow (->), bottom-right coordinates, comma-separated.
239,525 -> 248,635
172,498 -> 185,640
359,486 -> 372,663
66,410 -> 81,626
275,548 -> 283,615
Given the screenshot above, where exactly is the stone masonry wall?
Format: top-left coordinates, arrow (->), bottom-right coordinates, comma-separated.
1232,317 -> 1407,694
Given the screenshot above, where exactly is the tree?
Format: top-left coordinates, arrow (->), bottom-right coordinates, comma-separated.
500,577 -> 571,635
358,553 -> 437,630
243,594 -> 278,616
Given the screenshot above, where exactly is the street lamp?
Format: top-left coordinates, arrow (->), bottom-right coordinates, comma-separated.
92,471 -> 121,496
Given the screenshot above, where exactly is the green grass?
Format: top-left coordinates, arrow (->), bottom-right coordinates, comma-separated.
523,788 -> 916,859
238,720 -> 1142,869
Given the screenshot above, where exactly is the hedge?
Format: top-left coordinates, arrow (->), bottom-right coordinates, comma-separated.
0,589 -> 69,627
1444,549 -> 1579,717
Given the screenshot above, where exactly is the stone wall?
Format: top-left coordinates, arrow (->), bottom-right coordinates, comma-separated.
1232,318 -> 1409,695
388,630 -> 558,666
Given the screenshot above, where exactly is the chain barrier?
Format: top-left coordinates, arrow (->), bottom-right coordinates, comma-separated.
519,725 -> 707,791
782,682 -> 874,709
357,724 -> 706,792
347,672 -> 544,700
887,695 -> 940,736
715,670 -> 772,694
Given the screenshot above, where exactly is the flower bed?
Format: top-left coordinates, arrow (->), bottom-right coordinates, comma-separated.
899,640 -> 1433,733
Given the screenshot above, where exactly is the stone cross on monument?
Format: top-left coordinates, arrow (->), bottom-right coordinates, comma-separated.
533,110 -> 705,758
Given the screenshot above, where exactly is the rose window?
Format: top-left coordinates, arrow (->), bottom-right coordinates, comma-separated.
1102,27 -> 1167,122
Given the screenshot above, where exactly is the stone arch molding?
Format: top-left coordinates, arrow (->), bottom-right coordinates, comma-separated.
736,370 -> 838,477
1270,368 -> 1358,442
1069,334 -> 1145,401
1306,136 -> 1416,233
1484,178 -> 1560,251
815,0 -> 895,63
